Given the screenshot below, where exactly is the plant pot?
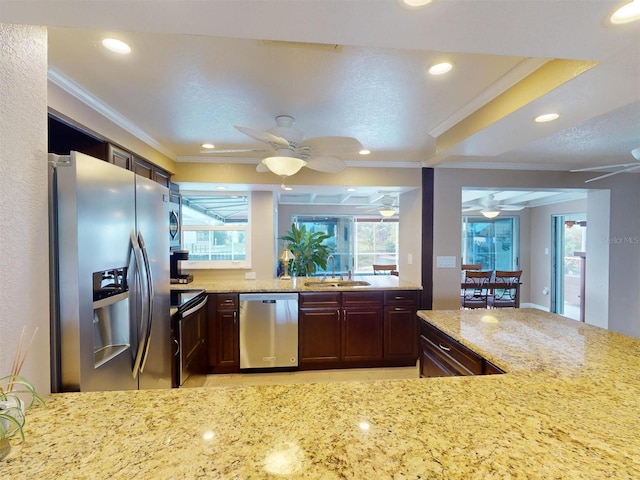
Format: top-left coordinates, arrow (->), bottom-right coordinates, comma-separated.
0,437 -> 10,461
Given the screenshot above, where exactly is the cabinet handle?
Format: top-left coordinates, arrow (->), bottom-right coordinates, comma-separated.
173,338 -> 180,356
438,343 -> 451,352
394,307 -> 405,311
233,311 -> 237,324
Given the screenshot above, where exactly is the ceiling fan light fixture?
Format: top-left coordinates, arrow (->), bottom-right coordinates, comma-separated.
262,156 -> 307,177
610,0 -> 640,24
359,149 -> 371,155
534,113 -> 559,123
481,209 -> 500,219
379,209 -> 397,217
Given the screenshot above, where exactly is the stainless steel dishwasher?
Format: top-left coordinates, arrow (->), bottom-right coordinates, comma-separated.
239,293 -> 299,369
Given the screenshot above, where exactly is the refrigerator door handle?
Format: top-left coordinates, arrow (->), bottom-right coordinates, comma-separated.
137,230 -> 155,374
130,230 -> 149,379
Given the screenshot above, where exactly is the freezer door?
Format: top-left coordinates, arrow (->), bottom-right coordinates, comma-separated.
135,175 -> 172,389
53,152 -> 138,392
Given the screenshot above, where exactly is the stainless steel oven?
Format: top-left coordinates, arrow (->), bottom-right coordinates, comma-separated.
170,289 -> 208,387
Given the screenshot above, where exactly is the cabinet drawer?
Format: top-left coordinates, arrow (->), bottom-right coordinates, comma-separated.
420,320 -> 483,375
299,292 -> 341,308
384,290 -> 418,306
342,291 -> 383,306
216,293 -> 239,309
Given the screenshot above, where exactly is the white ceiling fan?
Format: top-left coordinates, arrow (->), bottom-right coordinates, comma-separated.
203,115 -> 363,183
570,147 -> 640,183
462,194 -> 525,218
357,194 -> 400,217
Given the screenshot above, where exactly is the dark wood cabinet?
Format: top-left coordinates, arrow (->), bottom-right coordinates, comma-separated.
419,318 -> 504,377
133,155 -> 171,187
299,291 -> 383,369
208,293 -> 240,373
108,144 -> 132,170
299,292 -> 341,365
383,290 -> 418,364
342,292 -> 383,363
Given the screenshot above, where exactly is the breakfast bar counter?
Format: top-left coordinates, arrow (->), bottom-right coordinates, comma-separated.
4,309 -> 640,478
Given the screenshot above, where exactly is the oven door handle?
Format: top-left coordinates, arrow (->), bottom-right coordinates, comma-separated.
181,296 -> 208,318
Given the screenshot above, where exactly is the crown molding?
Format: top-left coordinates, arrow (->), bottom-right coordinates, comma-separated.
48,67 -> 176,160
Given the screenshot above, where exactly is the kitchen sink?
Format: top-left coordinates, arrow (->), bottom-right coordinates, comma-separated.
304,280 -> 371,288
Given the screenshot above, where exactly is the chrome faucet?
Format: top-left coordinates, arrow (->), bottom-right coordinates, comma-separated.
327,255 -> 336,279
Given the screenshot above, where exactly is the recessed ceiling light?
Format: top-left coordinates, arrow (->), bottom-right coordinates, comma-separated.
347,188 -> 357,192
359,149 -> 371,155
102,38 -> 131,54
428,62 -> 453,75
610,0 -> 640,24
201,143 -> 215,149
534,113 -> 560,123
401,0 -> 433,7
283,186 -> 293,191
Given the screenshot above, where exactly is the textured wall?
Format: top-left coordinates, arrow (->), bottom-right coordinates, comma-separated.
0,24 -> 50,394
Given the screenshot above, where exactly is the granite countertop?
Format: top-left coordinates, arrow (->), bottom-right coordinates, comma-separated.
4,309 -> 640,478
172,274 -> 422,293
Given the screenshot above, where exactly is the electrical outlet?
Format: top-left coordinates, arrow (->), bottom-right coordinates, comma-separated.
407,253 -> 413,265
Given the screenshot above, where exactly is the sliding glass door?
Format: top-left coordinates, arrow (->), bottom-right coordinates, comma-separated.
461,216 -> 520,271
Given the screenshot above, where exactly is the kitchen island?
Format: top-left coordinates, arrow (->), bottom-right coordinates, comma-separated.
5,309 -> 640,478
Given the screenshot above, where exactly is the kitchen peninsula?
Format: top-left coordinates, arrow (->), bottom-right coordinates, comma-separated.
4,309 -> 640,478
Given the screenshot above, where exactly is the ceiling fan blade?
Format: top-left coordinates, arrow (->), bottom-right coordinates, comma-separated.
200,148 -> 270,154
299,136 -> 363,155
571,161 -> 639,172
305,155 -> 347,173
498,205 -> 525,211
584,165 -> 640,183
234,125 -> 290,147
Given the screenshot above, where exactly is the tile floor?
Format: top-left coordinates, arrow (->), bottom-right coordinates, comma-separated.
200,364 -> 420,388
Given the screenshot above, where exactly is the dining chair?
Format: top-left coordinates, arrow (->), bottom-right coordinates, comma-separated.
488,270 -> 522,308
461,270 -> 492,309
461,264 -> 482,271
373,264 -> 397,275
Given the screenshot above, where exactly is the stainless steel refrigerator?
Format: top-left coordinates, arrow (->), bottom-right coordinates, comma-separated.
49,151 -> 172,392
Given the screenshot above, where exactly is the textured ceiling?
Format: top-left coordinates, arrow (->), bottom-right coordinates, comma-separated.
2,0 -> 639,198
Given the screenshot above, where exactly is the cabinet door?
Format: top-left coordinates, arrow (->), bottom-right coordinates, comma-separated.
217,309 -> 239,369
108,144 -> 132,169
153,168 -> 171,187
299,308 -> 341,365
420,336 -> 459,377
384,306 -> 417,360
134,156 -> 154,179
342,305 -> 383,362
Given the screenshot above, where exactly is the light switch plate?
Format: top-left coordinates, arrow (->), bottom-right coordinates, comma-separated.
436,256 -> 457,268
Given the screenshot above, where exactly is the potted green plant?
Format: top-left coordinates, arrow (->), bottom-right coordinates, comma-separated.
279,223 -> 332,277
1,328 -> 45,461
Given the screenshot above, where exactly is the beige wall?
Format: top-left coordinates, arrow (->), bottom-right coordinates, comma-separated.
0,24 -> 50,394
